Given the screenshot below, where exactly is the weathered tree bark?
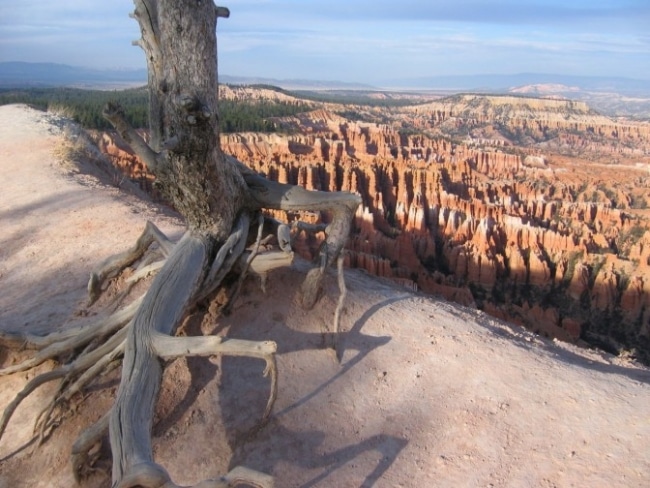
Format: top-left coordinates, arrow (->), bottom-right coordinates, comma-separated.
0,1 -> 360,486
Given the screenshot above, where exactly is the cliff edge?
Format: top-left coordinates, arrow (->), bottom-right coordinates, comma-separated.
1,105 -> 649,487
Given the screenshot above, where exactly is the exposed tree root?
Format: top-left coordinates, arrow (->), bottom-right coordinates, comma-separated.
0,325 -> 127,440
88,221 -> 172,305
0,193 -> 351,485
114,462 -> 273,488
0,189 -> 356,487
34,336 -> 125,444
0,295 -> 139,352
152,335 -> 277,419
234,155 -> 360,310
0,299 -> 138,376
223,214 -> 265,314
0,3 -> 361,486
199,214 -> 250,302
106,228 -> 279,487
245,250 -> 294,294
331,253 -> 347,358
71,412 -> 110,482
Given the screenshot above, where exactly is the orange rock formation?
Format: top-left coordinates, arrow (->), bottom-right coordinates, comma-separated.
98,94 -> 650,362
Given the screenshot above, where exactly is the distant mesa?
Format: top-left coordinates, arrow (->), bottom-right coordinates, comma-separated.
384,72 -> 650,96
510,83 -> 582,95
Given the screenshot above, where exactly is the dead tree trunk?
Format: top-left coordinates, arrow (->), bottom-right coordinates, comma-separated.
104,2 -> 266,485
0,1 -> 360,487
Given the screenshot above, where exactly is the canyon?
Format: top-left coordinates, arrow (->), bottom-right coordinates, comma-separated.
3,104 -> 650,488
95,88 -> 650,364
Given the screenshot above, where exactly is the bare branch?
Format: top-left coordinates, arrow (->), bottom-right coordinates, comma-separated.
215,7 -> 230,19
102,102 -> 162,173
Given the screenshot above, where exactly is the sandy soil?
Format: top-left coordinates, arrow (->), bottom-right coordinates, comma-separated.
1,104 -> 649,487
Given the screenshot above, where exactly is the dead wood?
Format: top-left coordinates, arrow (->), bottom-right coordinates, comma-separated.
88,221 -> 172,305
0,1 -> 360,486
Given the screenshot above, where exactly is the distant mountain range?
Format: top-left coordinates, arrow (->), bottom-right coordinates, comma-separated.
0,62 -> 375,91
219,75 -> 375,91
383,73 -> 650,97
1,62 -> 649,117
3,62 -> 649,95
0,62 -> 148,88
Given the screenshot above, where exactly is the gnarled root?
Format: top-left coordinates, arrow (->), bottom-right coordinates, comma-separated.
0,324 -> 127,441
107,225 -> 278,487
114,462 -> 273,488
289,221 -> 348,355
2,150 -> 359,488
234,155 -> 360,311
0,223 -> 169,450
71,412 -> 110,482
1,214 -> 282,486
0,299 -> 138,376
88,220 -> 173,305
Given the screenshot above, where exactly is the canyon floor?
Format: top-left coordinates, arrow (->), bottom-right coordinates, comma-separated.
1,104 -> 650,487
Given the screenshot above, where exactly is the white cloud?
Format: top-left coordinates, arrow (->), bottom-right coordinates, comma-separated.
2,1 -> 649,80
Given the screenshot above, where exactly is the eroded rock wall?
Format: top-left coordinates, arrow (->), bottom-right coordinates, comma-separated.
219,109 -> 650,362
97,98 -> 650,362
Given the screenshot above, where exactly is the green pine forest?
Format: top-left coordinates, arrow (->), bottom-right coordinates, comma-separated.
0,85 -> 313,133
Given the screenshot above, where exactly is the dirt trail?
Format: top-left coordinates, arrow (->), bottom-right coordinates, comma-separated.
0,105 -> 649,487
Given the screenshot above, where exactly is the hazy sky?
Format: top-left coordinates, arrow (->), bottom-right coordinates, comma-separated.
1,0 -> 649,84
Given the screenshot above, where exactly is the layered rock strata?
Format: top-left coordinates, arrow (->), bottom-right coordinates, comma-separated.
98,96 -> 650,362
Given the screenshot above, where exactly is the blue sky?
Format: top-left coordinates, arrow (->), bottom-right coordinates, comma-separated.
1,0 -> 649,84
